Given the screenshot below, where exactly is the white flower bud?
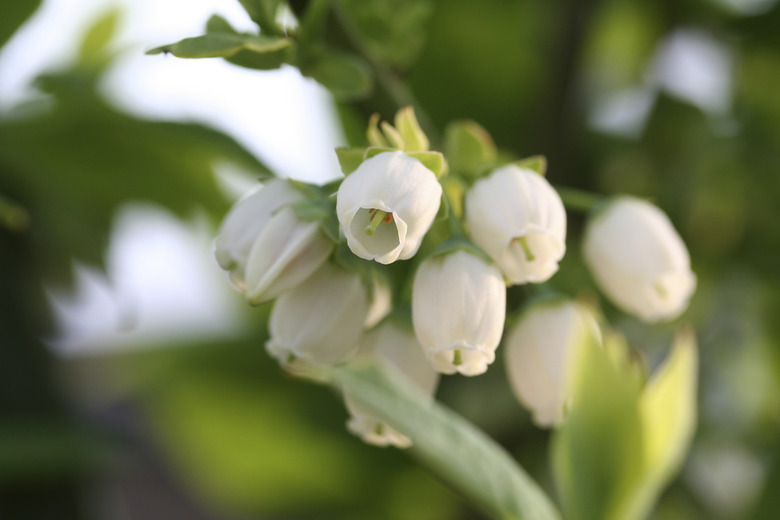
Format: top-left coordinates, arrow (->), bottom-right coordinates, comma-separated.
215,179 -> 334,304
504,299 -> 601,427
266,262 -> 368,365
336,151 -> 442,264
582,197 -> 696,322
412,250 -> 506,376
344,322 -> 439,448
465,165 -> 566,284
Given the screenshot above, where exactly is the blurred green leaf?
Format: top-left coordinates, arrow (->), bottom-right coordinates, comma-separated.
0,65 -> 269,283
306,51 -> 373,100
237,0 -> 285,35
316,361 -> 562,520
552,335 -> 645,520
552,332 -> 698,520
336,0 -> 433,67
78,8 -> 120,66
0,0 -> 42,49
147,33 -> 291,59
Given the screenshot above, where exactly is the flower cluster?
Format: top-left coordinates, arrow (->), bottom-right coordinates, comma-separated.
213,107 -> 696,446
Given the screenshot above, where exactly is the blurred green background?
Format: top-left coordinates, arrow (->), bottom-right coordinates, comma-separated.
1,0 -> 779,519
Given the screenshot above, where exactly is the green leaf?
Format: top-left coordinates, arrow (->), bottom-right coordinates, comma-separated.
336,0 -> 434,67
0,0 -> 42,49
552,330 -> 698,520
407,151 -> 447,178
306,51 -> 373,101
312,362 -> 562,520
147,33 -> 291,59
335,147 -> 366,174
514,155 -> 547,176
444,120 -> 496,177
628,329 -> 698,518
551,334 -> 644,520
237,0 -> 285,35
206,14 -> 239,34
78,8 -> 120,66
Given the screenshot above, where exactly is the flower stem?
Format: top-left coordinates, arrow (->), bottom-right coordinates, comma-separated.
556,186 -> 605,213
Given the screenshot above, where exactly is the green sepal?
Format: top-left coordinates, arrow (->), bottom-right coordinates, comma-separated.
394,106 -> 429,152
444,120 -> 496,177
513,155 -> 548,176
146,33 -> 291,59
363,146 -> 396,160
367,113 -> 389,147
333,243 -> 377,301
287,181 -> 339,243
407,151 -> 447,178
429,237 -> 492,264
334,147 -> 366,175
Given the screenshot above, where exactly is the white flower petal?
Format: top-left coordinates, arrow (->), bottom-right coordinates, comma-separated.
412,250 -> 506,376
266,262 -> 368,365
465,165 -> 566,284
337,151 -> 442,264
504,299 -> 601,428
583,197 -> 696,322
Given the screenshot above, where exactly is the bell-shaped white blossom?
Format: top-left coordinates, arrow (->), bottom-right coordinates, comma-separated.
215,179 -> 334,304
504,299 -> 601,427
412,250 -> 506,376
344,322 -> 439,448
465,165 -> 566,284
336,151 -> 442,264
266,262 -> 368,365
582,197 -> 696,322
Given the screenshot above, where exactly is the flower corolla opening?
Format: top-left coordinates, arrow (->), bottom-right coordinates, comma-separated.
465,165 -> 566,284
337,151 -> 442,264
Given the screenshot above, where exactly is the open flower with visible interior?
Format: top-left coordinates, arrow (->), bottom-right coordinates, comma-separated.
582,197 -> 696,322
412,250 -> 506,376
215,179 -> 334,305
336,151 -> 442,264
504,299 -> 602,427
266,262 -> 368,366
465,164 -> 566,284
344,321 -> 439,448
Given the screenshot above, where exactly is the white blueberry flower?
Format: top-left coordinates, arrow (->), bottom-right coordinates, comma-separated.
465,164 -> 566,284
215,179 -> 334,304
336,151 -> 442,264
266,262 -> 368,365
344,321 -> 439,448
582,197 -> 696,322
504,299 -> 601,427
412,250 -> 506,376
